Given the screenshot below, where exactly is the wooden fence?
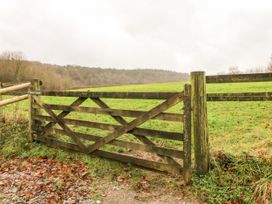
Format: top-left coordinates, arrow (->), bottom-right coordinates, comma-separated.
206,73 -> 272,101
0,81 -> 32,107
29,82 -> 192,184
190,71 -> 272,175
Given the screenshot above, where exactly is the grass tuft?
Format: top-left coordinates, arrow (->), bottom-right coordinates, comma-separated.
192,152 -> 272,203
252,175 -> 272,204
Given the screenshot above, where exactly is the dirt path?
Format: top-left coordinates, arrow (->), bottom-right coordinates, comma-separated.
0,157 -> 200,204
102,184 -> 199,204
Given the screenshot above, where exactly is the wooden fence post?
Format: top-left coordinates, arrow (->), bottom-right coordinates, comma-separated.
28,79 -> 42,142
0,82 -> 3,116
183,84 -> 192,184
191,71 -> 209,175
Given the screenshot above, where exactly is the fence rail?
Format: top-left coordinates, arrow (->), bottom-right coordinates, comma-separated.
39,90 -> 181,99
0,94 -> 28,107
206,72 -> 272,83
0,82 -> 31,95
207,92 -> 272,101
0,82 -> 31,107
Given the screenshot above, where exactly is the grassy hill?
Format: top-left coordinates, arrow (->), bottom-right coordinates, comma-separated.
0,58 -> 189,89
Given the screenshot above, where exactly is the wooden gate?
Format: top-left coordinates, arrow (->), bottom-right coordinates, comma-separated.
30,84 -> 192,183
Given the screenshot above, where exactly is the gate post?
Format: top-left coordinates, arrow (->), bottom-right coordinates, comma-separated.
183,84 -> 192,184
191,71 -> 209,175
0,82 -> 3,116
28,79 -> 42,142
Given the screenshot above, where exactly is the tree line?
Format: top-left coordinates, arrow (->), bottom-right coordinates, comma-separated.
0,51 -> 189,90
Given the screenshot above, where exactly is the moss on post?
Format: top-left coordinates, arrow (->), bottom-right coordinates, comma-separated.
28,79 -> 42,142
191,71 -> 209,175
183,84 -> 192,184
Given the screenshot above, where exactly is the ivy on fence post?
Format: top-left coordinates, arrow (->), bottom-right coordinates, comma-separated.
191,71 -> 209,175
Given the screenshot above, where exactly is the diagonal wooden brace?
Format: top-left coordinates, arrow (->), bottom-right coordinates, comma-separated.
91,97 -> 183,171
33,96 -> 88,152
87,93 -> 183,154
42,97 -> 87,133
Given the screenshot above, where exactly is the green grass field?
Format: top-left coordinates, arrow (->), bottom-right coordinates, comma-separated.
1,81 -> 272,203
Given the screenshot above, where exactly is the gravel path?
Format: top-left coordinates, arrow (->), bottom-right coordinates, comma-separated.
102,184 -> 200,204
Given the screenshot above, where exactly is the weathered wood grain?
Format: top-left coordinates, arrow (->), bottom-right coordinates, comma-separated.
86,93 -> 183,153
41,97 -> 87,134
33,104 -> 183,122
191,72 -> 209,175
91,97 -> 183,173
34,115 -> 184,141
38,91 -> 181,99
0,94 -> 28,107
207,92 -> 272,101
31,89 -> 188,177
36,135 -> 182,174
29,79 -> 41,142
0,91 -> 27,96
0,82 -> 31,94
33,96 -> 87,152
183,84 -> 192,184
0,82 -> 2,115
206,72 -> 272,83
47,128 -> 184,159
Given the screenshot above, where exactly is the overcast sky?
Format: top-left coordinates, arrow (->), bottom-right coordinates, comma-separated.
0,0 -> 272,74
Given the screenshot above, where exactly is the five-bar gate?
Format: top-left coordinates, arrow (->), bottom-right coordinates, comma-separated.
30,84 -> 192,184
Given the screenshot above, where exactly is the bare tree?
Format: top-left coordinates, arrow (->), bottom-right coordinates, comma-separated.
228,66 -> 241,74
247,66 -> 264,73
216,71 -> 226,75
0,51 -> 27,82
267,54 -> 272,72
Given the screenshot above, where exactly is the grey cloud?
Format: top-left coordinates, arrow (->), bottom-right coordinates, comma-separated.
0,0 -> 272,74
